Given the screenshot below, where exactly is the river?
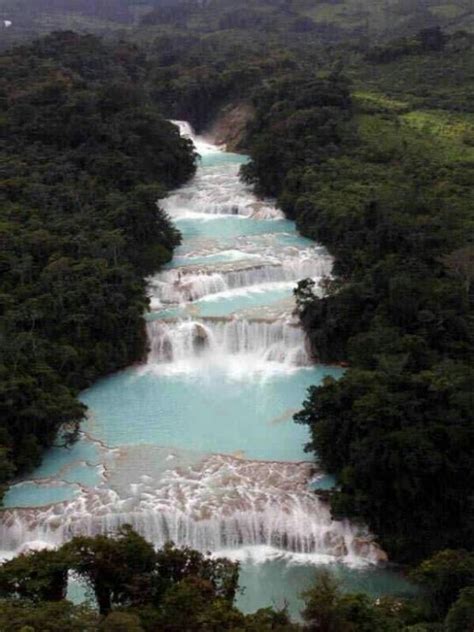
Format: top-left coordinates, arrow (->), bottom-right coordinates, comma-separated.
0,123 -> 414,616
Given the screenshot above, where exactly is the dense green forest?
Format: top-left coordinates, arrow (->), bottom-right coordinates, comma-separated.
1,0 -> 473,49
0,32 -> 195,496
241,29 -> 474,563
0,528 -> 473,630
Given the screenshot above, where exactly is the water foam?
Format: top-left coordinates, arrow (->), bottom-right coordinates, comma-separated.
0,454 -> 385,565
147,318 -> 311,368
149,256 -> 332,304
164,127 -> 283,221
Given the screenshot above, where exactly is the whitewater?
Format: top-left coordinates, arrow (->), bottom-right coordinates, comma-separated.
0,123 -> 413,614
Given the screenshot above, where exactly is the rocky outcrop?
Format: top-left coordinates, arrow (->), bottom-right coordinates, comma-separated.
353,537 -> 389,563
192,323 -> 209,351
207,102 -> 255,151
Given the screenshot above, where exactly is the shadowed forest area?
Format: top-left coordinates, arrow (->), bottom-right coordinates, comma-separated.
1,0 -> 473,45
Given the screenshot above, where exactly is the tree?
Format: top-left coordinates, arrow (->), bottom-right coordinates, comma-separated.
63,526 -> 157,615
0,32 -> 196,500
300,570 -> 400,631
440,246 -> 474,296
411,550 -> 474,618
418,27 -> 446,52
301,570 -> 345,631
0,549 -> 69,602
153,542 -> 240,605
100,611 -> 145,632
0,601 -> 98,632
445,587 -> 474,632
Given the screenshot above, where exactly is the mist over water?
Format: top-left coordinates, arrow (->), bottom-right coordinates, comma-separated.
1,122 -> 414,613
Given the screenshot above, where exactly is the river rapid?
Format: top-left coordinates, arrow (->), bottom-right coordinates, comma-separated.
1,123 -> 414,615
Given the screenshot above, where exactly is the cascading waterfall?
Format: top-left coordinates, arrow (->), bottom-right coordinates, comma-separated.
163,187 -> 280,219
147,318 -> 311,366
163,123 -> 283,221
0,455 -> 384,563
149,256 -> 332,304
0,121 -> 386,573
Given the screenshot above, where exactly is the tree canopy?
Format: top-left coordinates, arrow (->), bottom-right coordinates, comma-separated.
0,32 -> 196,494
1,530 -> 473,630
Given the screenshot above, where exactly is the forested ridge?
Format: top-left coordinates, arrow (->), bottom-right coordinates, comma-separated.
242,29 -> 474,564
0,32 -> 195,496
1,0 -> 473,49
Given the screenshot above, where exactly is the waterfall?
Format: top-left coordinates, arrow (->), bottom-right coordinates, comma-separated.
0,456 -> 385,564
149,256 -> 332,304
173,120 -> 194,138
150,271 -> 228,304
162,128 -> 284,221
164,191 -> 281,219
147,318 -> 311,366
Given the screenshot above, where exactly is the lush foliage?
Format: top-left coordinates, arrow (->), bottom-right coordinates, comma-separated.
0,528 -> 298,631
1,533 -> 473,630
0,32 -> 195,497
410,549 -> 474,619
2,0 -> 473,51
242,31 -> 474,562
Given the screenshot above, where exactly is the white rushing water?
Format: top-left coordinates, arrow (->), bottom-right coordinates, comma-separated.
149,256 -> 332,304
147,318 -> 312,368
0,122 -> 386,575
0,455 -> 378,564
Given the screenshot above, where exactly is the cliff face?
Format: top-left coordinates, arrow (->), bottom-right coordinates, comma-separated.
206,102 -> 255,152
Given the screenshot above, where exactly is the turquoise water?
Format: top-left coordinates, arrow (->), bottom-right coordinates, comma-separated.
80,366 -> 339,462
188,285 -> 295,317
3,483 -> 79,508
24,440 -> 101,481
200,152 -> 249,168
171,231 -> 318,259
309,474 -> 338,491
147,285 -> 295,319
238,561 -> 416,619
67,560 -> 415,621
3,438 -> 103,507
1,130 -> 415,615
176,216 -> 296,241
168,252 -> 265,267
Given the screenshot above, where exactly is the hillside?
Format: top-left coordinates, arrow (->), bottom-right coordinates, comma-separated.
1,0 -> 473,49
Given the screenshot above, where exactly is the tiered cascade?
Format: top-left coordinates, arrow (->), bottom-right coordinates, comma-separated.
0,121 -> 385,569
